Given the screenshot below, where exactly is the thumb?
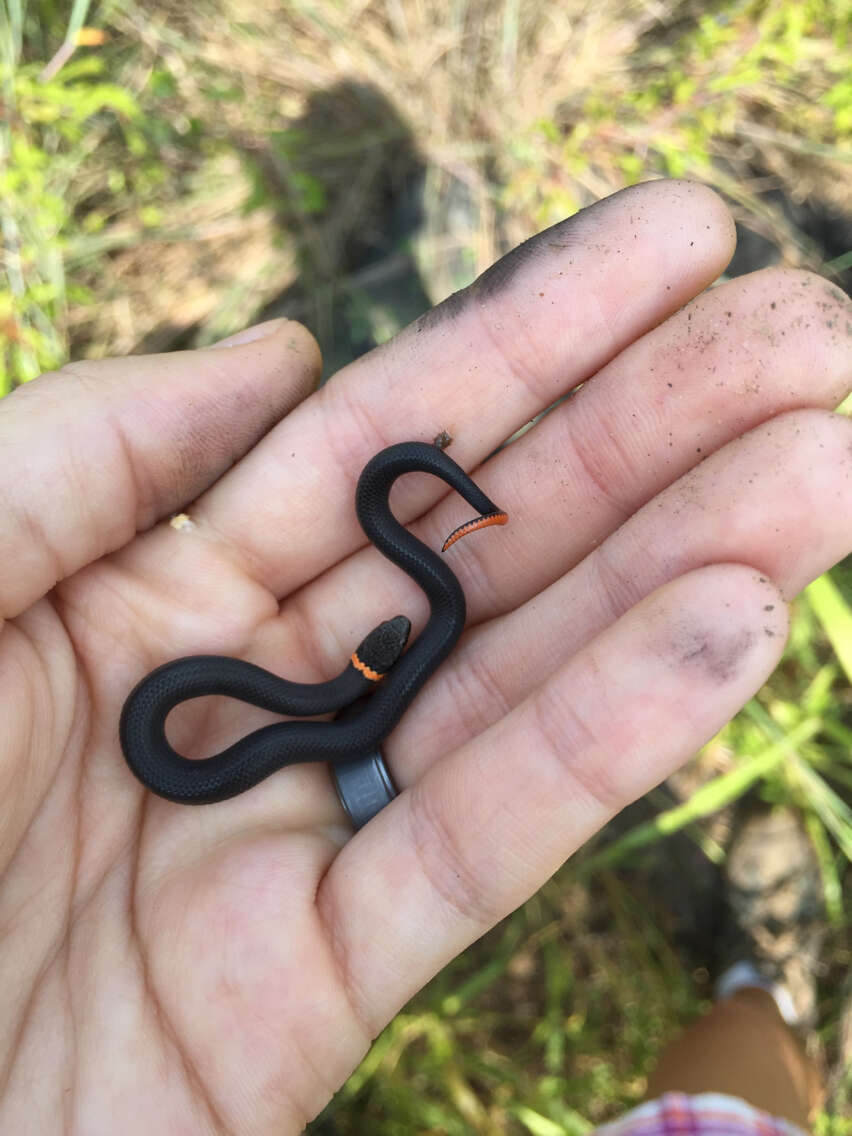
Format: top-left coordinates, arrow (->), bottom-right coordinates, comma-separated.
0,319 -> 320,621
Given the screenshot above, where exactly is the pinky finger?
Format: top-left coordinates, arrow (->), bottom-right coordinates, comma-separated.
318,564 -> 788,1036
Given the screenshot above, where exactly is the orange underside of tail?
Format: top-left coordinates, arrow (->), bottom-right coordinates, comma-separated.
442,512 -> 509,552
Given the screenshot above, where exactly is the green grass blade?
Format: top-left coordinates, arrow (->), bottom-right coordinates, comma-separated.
440,921 -> 526,1016
646,787 -> 726,863
513,1104 -> 590,1136
66,0 -> 93,42
3,0 -> 24,62
804,812 -> 844,925
823,249 -> 852,274
807,573 -> 852,684
822,718 -> 852,751
582,718 -> 822,873
790,755 -> 852,861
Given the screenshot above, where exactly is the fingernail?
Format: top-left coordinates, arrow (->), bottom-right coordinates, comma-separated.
209,319 -> 286,349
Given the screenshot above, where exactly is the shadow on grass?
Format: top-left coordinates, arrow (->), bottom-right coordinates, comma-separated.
238,80 -> 432,381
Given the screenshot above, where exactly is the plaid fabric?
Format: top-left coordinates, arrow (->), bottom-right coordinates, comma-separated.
595,1093 -> 809,1136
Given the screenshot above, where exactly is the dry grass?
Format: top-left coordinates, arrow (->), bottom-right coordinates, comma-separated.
49,0 -> 850,364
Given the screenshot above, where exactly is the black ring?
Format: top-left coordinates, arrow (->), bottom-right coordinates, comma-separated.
332,748 -> 397,829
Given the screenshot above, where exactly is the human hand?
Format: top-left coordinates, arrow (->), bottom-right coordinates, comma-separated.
1,180 -> 850,1133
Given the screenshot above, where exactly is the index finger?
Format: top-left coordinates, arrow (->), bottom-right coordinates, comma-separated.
191,180 -> 736,596
0,320 -> 319,621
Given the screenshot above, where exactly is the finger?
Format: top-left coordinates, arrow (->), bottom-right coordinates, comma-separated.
192,180 -> 736,594
150,409 -> 850,842
286,268 -> 852,665
318,564 -> 788,1035
0,320 -> 320,620
391,408 -> 852,775
420,267 -> 852,621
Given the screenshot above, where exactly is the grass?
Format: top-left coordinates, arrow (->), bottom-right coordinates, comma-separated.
4,0 -> 851,377
3,0 -> 852,1130
312,871 -> 703,1134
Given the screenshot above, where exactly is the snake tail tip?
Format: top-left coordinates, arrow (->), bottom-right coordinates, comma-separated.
441,511 -> 508,552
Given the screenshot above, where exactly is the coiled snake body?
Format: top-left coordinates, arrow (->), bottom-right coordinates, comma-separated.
120,442 -> 507,805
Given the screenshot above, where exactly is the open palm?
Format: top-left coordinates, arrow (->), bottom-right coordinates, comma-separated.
1,181 -> 850,1134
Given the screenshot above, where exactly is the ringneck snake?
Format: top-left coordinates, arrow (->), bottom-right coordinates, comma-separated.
119,441 -> 508,805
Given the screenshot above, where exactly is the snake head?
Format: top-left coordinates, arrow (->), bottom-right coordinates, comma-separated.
351,615 -> 412,681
